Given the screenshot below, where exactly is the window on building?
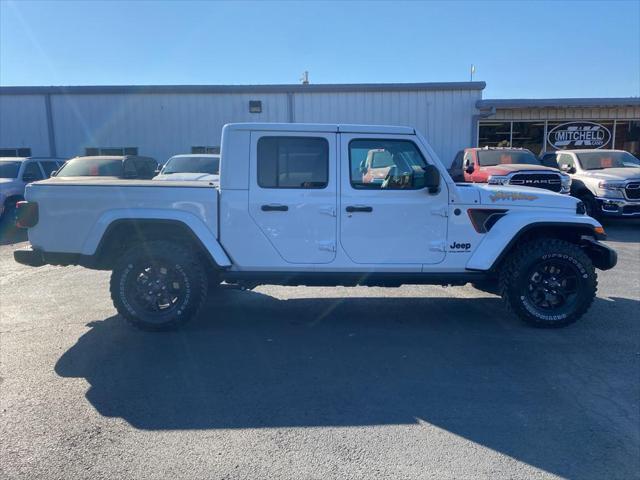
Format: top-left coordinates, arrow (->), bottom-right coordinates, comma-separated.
478,122 -> 511,148
511,122 -> 545,155
349,139 -> 428,190
191,146 -> 220,154
0,147 -> 32,157
85,147 -> 138,156
257,136 -> 328,189
614,121 -> 640,158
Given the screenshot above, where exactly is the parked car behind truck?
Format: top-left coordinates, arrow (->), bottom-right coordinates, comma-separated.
460,147 -> 571,194
54,155 -> 158,180
153,154 -> 220,182
0,157 -> 65,220
14,123 -> 616,331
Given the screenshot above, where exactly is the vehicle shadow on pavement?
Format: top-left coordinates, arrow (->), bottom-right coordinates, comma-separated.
0,215 -> 27,245
55,290 -> 640,479
601,219 -> 640,243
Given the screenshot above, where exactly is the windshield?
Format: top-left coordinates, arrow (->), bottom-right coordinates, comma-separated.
0,161 -> 21,179
56,158 -> 123,177
576,151 -> 640,170
162,156 -> 219,175
477,150 -> 540,167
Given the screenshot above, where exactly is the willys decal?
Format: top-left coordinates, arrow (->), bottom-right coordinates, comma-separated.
490,191 -> 538,202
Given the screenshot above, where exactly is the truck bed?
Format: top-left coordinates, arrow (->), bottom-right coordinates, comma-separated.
24,178 -> 219,255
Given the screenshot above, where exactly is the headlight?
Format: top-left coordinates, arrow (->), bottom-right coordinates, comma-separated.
598,181 -> 626,190
560,174 -> 572,194
487,175 -> 509,185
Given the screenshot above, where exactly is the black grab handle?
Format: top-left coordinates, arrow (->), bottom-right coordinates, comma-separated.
261,204 -> 289,212
345,205 -> 373,213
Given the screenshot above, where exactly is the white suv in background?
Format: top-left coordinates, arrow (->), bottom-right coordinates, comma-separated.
0,157 -> 65,219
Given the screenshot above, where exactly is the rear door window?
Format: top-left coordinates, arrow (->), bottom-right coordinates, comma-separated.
257,136 -> 329,189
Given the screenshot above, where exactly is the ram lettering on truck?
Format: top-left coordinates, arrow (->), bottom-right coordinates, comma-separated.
14,123 -> 617,330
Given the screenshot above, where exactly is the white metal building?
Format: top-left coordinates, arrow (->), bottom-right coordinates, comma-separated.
1,82 -> 639,166
0,82 -> 484,166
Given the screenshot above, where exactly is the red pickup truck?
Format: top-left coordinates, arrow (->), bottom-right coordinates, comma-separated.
458,147 -> 571,194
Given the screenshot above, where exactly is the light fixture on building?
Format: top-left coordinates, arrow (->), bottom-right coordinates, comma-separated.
249,100 -> 262,113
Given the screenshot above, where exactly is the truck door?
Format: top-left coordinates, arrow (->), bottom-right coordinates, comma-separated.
248,131 -> 337,264
339,134 -> 447,264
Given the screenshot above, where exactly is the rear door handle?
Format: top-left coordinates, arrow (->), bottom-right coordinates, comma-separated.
345,205 -> 373,213
261,204 -> 288,212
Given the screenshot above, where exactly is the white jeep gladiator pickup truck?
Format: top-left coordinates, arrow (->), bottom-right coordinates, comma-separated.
14,123 -> 617,330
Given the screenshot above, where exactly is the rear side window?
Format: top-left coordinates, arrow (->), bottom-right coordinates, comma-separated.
257,136 -> 328,189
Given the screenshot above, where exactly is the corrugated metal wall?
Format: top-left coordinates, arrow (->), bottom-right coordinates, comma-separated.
50,93 -> 289,162
0,95 -> 50,156
293,89 -> 480,165
0,87 -> 481,166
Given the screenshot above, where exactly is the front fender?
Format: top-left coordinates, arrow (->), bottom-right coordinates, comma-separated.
82,208 -> 232,267
466,211 -> 602,271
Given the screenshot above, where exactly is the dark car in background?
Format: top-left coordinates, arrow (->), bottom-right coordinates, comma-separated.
54,155 -> 158,180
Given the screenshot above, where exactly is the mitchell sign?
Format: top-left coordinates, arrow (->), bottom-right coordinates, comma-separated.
547,121 -> 611,149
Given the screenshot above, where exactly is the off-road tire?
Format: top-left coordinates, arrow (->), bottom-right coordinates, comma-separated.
499,238 -> 597,328
110,241 -> 208,331
578,192 -> 601,220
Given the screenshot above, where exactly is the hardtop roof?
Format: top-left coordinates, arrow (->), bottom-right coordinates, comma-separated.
224,123 -> 416,135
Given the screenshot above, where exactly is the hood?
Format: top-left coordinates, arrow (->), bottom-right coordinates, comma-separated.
153,173 -> 220,182
481,163 -> 558,174
0,177 -> 21,194
474,184 -> 578,210
579,167 -> 640,181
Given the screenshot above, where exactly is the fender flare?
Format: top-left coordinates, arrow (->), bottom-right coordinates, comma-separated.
82,208 -> 232,268
466,214 -> 603,272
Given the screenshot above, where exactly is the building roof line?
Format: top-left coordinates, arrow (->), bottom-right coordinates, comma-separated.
0,81 -> 486,96
477,97 -> 640,109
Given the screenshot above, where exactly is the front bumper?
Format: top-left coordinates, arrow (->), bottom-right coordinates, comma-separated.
581,237 -> 617,270
596,197 -> 640,217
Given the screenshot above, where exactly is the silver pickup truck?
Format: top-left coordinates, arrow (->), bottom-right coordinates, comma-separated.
553,149 -> 640,218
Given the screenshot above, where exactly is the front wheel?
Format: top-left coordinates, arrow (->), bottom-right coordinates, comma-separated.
500,238 -> 597,328
110,241 -> 208,330
578,192 -> 601,220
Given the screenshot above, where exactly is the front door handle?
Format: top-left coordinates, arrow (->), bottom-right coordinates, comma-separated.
345,205 -> 373,213
261,204 -> 288,212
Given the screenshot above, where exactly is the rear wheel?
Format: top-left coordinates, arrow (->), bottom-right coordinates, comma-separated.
110,241 -> 208,330
500,238 -> 597,328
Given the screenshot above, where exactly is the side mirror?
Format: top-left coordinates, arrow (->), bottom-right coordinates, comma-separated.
154,167 -> 161,175
50,170 -> 58,177
423,164 -> 440,194
464,163 -> 474,174
560,164 -> 575,174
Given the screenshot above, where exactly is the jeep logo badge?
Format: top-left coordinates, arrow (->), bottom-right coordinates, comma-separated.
547,122 -> 611,150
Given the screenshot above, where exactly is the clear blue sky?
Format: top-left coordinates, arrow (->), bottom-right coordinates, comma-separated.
1,0 -> 639,98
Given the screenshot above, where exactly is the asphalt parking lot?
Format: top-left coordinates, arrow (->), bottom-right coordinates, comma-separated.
1,218 -> 639,480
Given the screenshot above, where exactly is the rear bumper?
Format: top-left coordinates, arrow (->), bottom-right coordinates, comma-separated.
14,245 -> 88,268
596,197 -> 640,217
581,237 -> 617,270
13,245 -> 45,267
